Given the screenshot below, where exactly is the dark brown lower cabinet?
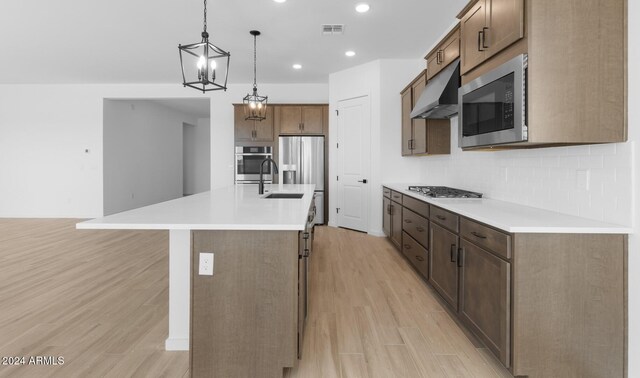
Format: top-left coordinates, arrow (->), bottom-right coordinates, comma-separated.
402,231 -> 429,279
429,222 -> 459,310
459,240 -> 511,367
382,197 -> 391,237
382,194 -> 402,249
297,238 -> 307,359
390,200 -> 402,248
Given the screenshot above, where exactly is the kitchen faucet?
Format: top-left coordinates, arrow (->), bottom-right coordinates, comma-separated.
259,157 -> 279,195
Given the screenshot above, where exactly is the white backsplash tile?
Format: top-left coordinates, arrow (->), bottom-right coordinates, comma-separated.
419,118 -> 634,226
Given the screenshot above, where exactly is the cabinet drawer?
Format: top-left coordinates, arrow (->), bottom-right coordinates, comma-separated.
402,232 -> 429,279
460,218 -> 511,260
402,195 -> 429,218
430,205 -> 459,233
402,208 -> 429,248
391,191 -> 403,203
383,187 -> 391,199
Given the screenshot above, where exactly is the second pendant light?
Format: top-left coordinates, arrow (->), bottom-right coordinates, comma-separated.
243,30 -> 268,121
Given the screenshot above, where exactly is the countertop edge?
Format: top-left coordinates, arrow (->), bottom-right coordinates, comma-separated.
75,184 -> 315,232
76,223 -> 306,231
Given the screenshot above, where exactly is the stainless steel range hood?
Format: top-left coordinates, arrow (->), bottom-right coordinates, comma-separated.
410,59 -> 460,119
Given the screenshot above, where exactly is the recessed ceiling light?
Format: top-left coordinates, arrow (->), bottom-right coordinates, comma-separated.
345,51 -> 356,57
292,64 -> 302,70
273,0 -> 286,3
355,3 -> 370,13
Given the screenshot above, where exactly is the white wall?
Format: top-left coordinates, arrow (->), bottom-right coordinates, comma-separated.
103,100 -> 196,215
328,59 -> 425,234
183,118 -> 211,196
418,121 -> 633,225
0,85 -> 104,218
0,83 -> 327,218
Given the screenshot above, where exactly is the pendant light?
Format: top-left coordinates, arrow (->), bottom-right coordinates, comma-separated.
178,0 -> 230,93
243,30 -> 268,121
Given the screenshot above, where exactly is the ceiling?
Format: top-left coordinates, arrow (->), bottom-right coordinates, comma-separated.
0,0 -> 467,84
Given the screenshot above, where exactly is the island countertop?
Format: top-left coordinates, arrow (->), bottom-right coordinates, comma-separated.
76,184 -> 316,231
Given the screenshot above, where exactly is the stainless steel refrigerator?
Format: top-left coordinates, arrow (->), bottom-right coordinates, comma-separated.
279,136 -> 325,224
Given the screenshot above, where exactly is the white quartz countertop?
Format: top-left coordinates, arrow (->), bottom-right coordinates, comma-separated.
383,183 -> 631,234
77,184 -> 316,231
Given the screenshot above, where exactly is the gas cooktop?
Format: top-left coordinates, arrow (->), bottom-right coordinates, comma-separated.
407,186 -> 483,199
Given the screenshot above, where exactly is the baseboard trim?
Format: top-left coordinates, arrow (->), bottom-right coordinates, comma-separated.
165,338 -> 189,351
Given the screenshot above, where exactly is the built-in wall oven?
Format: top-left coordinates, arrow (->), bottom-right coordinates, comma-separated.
235,146 -> 272,184
459,54 -> 528,148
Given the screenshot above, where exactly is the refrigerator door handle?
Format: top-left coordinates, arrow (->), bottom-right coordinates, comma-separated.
300,140 -> 304,185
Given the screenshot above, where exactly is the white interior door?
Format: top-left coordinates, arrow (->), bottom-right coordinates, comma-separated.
337,96 -> 370,232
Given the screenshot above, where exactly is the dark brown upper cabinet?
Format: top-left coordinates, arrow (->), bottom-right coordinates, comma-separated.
278,105 -> 324,135
425,25 -> 461,80
234,105 -> 274,142
400,71 -> 451,156
458,0 -> 524,75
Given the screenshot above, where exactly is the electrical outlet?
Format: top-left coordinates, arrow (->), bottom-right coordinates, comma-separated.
199,253 -> 214,276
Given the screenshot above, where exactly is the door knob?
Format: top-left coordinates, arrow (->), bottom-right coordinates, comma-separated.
357,179 -> 368,184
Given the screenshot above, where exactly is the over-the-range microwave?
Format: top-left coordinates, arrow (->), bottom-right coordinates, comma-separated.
458,54 -> 528,148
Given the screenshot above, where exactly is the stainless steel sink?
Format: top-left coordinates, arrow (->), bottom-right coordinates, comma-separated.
263,193 -> 304,199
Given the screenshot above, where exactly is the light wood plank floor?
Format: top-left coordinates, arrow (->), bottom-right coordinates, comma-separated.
0,219 -> 510,377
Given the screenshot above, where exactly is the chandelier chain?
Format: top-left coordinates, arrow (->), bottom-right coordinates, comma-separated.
203,0 -> 207,33
253,35 -> 258,88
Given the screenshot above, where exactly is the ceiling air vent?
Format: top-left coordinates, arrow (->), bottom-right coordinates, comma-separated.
322,24 -> 344,35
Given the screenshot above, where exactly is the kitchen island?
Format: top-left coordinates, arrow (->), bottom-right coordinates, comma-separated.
77,183 -> 316,373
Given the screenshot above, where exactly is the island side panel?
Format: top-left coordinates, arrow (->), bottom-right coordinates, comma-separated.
511,233 -> 626,377
190,230 -> 299,378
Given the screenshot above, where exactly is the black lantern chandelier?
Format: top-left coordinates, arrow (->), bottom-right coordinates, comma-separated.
243,30 -> 268,121
178,0 -> 230,93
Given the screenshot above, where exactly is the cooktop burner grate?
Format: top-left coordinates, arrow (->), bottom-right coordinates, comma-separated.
407,186 -> 483,198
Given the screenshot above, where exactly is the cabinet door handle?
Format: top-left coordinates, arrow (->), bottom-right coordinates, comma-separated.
404,244 -> 412,250
450,244 -> 457,262
387,204 -> 391,214
457,247 -> 464,268
415,255 -> 425,262
478,30 -> 484,51
482,27 -> 489,49
404,219 -> 413,224
416,227 -> 425,232
471,231 -> 487,239
436,215 -> 446,221
357,179 -> 368,184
